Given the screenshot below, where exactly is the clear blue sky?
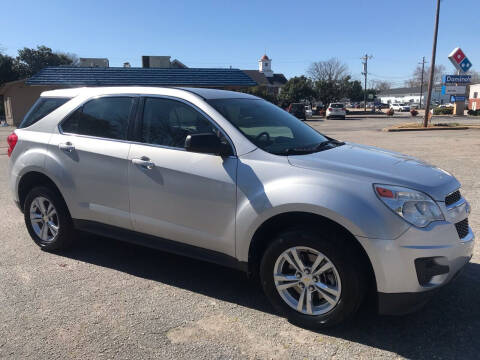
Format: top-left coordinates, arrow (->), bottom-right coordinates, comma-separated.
1,0 -> 478,87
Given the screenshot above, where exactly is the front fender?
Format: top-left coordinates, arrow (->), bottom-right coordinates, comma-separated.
235,178 -> 410,263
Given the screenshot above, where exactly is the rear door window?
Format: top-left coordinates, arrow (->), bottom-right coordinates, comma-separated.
19,97 -> 70,128
61,97 -> 134,140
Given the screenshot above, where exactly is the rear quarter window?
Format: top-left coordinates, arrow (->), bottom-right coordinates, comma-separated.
19,97 -> 70,128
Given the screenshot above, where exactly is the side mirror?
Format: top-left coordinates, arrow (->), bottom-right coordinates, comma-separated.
184,133 -> 233,156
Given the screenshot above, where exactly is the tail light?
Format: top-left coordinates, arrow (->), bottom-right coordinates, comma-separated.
328,108 -> 332,111
7,132 -> 18,157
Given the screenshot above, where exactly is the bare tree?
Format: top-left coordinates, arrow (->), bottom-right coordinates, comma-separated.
405,64 -> 445,88
470,70 -> 480,83
307,58 -> 349,82
372,80 -> 392,92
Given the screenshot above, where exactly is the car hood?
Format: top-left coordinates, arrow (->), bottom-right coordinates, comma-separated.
287,142 -> 459,201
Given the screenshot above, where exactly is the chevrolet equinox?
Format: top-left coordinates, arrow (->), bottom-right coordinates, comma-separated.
8,87 -> 474,328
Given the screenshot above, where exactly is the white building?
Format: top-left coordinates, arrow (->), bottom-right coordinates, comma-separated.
469,83 -> 480,110
377,85 -> 450,106
242,54 -> 287,95
258,54 -> 274,77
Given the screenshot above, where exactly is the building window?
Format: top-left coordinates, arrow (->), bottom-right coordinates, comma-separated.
264,62 -> 268,67
474,92 -> 478,99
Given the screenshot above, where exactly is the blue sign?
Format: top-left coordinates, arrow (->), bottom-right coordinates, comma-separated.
450,95 -> 466,102
443,74 -> 471,84
459,57 -> 472,73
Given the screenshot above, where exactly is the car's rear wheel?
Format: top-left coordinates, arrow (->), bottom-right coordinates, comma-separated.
24,186 -> 75,251
260,227 -> 367,328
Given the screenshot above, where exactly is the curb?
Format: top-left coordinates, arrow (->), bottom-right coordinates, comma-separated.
383,126 -> 470,132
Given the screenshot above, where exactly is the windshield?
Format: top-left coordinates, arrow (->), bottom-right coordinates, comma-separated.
207,98 -> 331,155
330,103 -> 344,108
20,97 -> 70,128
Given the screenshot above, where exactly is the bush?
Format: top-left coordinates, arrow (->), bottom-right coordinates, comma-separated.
467,109 -> 480,116
433,107 -> 453,115
410,109 -> 418,117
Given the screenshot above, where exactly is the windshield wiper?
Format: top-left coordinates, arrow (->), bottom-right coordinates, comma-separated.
315,139 -> 345,150
274,139 -> 344,156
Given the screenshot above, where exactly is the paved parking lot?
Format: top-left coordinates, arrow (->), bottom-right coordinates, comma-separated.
1,117 -> 479,359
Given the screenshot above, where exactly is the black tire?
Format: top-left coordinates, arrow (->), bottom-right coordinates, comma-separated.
24,186 -> 75,251
260,227 -> 367,328
326,116 -> 330,120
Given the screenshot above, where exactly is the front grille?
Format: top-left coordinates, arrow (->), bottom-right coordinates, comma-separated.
445,190 -> 461,206
455,218 -> 469,239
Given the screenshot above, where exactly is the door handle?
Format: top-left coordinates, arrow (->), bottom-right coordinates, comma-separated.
59,142 -> 75,152
132,157 -> 155,170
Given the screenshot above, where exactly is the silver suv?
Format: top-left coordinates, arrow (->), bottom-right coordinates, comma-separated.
8,87 -> 474,328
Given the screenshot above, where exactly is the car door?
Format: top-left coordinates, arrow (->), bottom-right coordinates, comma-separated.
47,96 -> 137,229
128,96 -> 237,256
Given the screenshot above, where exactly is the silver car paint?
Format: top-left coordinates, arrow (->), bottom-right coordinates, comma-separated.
9,86 -> 474,297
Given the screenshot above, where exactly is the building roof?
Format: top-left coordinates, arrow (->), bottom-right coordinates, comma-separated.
242,70 -> 287,87
261,54 -> 270,61
377,85 -> 444,96
25,66 -> 257,87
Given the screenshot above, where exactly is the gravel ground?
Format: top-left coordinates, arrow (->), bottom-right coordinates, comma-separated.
0,116 -> 479,360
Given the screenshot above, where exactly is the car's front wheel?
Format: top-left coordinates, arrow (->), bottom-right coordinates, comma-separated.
260,227 -> 367,328
24,186 -> 75,251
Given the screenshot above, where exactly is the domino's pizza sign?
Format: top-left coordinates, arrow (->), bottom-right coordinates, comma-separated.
448,47 -> 473,73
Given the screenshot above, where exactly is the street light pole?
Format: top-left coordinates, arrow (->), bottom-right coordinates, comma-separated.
423,0 -> 441,127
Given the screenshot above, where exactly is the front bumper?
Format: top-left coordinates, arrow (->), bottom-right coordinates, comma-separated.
377,256 -> 470,315
357,197 -> 474,315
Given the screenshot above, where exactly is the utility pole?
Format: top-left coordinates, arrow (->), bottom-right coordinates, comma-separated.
419,56 -> 428,109
361,54 -> 373,112
423,0 -> 441,127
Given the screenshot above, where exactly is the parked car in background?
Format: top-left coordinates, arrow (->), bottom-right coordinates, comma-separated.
8,87 -> 474,329
326,103 -> 346,119
305,105 -> 313,118
287,103 -> 307,121
390,103 -> 410,112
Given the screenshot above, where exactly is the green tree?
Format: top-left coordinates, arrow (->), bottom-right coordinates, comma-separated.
241,85 -> 277,103
279,76 -> 316,105
0,52 -> 20,86
15,45 -> 75,77
347,80 -> 364,102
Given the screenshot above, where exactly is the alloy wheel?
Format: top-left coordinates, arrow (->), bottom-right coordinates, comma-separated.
273,246 -> 341,315
29,196 -> 59,243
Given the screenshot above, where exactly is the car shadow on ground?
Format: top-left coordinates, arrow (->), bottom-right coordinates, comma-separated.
59,233 -> 480,359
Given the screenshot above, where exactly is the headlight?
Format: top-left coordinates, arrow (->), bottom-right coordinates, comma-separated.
374,184 -> 444,227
